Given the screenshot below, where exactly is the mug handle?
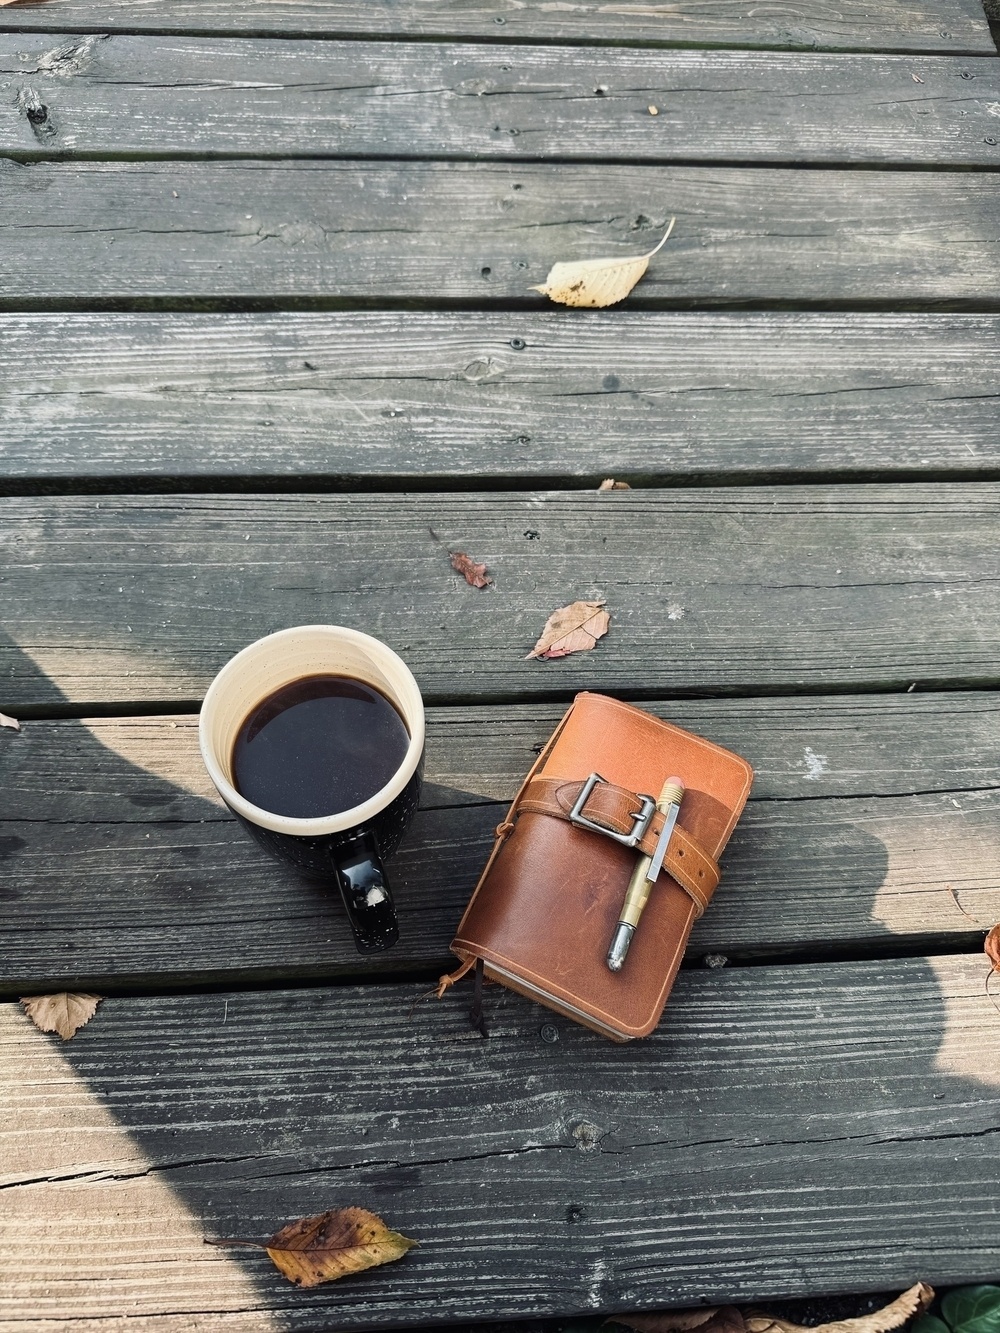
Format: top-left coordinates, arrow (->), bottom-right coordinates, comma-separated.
330,831 -> 400,953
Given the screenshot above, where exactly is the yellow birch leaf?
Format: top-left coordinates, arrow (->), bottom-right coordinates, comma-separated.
263,1208 -> 416,1287
20,994 -> 102,1040
526,600 -> 610,659
532,219 -> 674,308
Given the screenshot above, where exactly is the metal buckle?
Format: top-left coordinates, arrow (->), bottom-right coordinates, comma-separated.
568,772 -> 656,849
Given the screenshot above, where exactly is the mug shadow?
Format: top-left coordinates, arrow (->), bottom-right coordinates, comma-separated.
3,633 -> 1000,1329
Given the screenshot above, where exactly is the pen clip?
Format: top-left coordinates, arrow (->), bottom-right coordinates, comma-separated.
645,802 -> 681,884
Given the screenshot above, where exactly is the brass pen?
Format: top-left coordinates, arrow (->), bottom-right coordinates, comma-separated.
606,776 -> 685,972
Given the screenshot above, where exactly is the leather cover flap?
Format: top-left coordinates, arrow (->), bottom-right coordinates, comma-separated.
450,693 -> 753,1040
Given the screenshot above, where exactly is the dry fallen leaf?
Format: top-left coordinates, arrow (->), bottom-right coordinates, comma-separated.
531,218 -> 674,309
985,924 -> 1000,1014
611,1309 -> 741,1333
598,478 -> 631,491
20,994 -> 102,1040
745,1283 -> 934,1333
208,1207 -> 416,1288
527,600 -> 610,659
0,712 -> 20,730
610,1285 -> 933,1333
617,1311 -> 746,1333
450,550 -> 492,588
945,893 -> 1000,1007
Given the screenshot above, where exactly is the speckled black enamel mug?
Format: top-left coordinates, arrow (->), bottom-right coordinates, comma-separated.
199,626 -> 424,954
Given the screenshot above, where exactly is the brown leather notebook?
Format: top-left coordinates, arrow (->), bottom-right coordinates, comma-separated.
443,693 -> 753,1041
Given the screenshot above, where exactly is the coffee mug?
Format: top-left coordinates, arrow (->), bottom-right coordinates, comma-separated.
199,626 -> 424,954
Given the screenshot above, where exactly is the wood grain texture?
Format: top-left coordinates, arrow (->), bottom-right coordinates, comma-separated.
4,160 -> 999,309
3,36 -> 1000,164
4,312 -> 1000,483
1,0 -> 994,54
3,955 -> 999,1328
4,488 -> 1000,710
1,694 -> 997,991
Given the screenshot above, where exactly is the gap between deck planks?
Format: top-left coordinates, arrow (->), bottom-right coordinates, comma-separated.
2,37 -> 1000,164
4,488 -> 1000,710
3,161 -> 998,310
3,312 -> 1000,485
3,954 -> 999,1329
1,694 -> 997,992
1,0 -> 994,55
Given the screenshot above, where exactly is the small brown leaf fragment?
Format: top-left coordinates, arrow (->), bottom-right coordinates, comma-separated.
598,478 -> 631,491
611,1308 -> 744,1333
450,551 -> 492,588
985,924 -> 1000,970
265,1208 -> 416,1287
20,994 -> 101,1040
527,600 -> 610,659
531,218 -> 675,309
0,712 -> 20,731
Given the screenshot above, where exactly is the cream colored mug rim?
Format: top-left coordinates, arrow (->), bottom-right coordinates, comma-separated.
198,626 -> 424,836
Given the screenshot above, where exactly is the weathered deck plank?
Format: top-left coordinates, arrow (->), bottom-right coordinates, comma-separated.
3,955 -> 999,1329
1,695 -> 996,992
4,312 -> 1000,484
3,37 -> 1000,164
3,489 -> 1000,710
4,160 -> 998,309
1,0 -> 994,55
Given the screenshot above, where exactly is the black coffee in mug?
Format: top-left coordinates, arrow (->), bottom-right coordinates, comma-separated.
232,674 -> 410,820
199,626 -> 425,956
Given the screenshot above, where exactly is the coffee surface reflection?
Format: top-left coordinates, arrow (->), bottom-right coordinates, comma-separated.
232,674 -> 410,819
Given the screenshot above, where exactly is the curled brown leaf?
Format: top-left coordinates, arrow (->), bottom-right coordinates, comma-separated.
746,1284 -> 934,1333
598,479 -> 631,491
450,551 -> 492,588
526,600 -> 610,660
985,924 -> 1000,971
609,1284 -> 933,1333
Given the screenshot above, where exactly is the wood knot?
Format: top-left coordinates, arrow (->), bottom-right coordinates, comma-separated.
17,87 -> 56,140
462,357 -> 502,383
572,1121 -> 602,1151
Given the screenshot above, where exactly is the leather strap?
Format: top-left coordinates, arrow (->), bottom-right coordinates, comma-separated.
519,776 -> 719,916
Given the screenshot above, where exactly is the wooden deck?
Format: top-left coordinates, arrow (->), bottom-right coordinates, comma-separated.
2,1 -> 1000,1329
